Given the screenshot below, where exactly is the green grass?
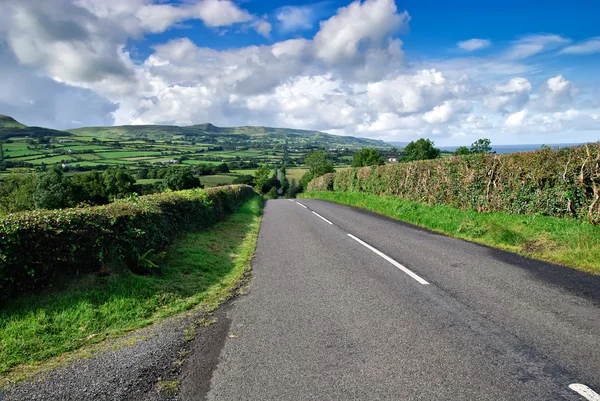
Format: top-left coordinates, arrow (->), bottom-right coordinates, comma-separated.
72,154 -> 102,161
136,178 -> 164,185
182,160 -> 225,165
0,196 -> 263,380
96,151 -> 164,159
201,174 -> 239,187
285,168 -> 308,182
27,155 -> 76,165
300,191 -> 600,274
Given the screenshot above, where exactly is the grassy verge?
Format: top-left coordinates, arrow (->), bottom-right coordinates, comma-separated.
0,195 -> 263,379
300,191 -> 600,274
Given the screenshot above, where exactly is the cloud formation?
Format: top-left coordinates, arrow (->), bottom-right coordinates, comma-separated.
276,6 -> 315,32
560,37 -> 600,55
458,39 -> 491,52
0,0 -> 599,145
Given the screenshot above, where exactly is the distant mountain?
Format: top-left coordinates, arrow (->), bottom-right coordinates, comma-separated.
68,123 -> 390,149
0,115 -> 71,140
388,142 -> 409,147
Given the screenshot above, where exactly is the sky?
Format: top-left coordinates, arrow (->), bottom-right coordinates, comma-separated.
0,0 -> 599,145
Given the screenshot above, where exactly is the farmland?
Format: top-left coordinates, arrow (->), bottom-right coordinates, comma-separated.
0,115 -> 392,187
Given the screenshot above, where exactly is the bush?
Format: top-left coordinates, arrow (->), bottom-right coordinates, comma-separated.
308,143 -> 600,224
266,187 -> 279,199
0,185 -> 255,301
307,173 -> 335,191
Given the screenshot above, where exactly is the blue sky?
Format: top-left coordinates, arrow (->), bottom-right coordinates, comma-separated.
1,0 -> 599,145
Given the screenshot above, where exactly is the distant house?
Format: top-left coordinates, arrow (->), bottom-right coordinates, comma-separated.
61,163 -> 71,168
387,157 -> 398,164
153,160 -> 180,165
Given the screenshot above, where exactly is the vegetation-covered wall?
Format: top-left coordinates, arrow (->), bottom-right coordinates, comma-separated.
308,143 -> 600,224
0,185 -> 255,300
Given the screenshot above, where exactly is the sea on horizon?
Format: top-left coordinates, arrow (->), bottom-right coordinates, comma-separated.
438,143 -> 585,154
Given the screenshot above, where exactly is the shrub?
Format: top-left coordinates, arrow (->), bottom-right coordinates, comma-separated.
308,143 -> 600,224
0,185 -> 255,301
266,187 -> 279,199
307,173 -> 335,191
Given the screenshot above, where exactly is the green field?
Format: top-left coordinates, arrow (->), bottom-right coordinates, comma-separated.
200,174 -> 239,186
285,168 -> 308,182
0,114 -> 398,190
95,151 -> 165,159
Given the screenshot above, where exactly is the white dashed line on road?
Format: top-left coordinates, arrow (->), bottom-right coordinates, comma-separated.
295,202 -> 307,209
569,384 -> 600,401
347,234 -> 429,285
312,211 -> 333,225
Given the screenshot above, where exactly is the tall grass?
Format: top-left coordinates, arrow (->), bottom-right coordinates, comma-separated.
0,196 -> 263,378
300,191 -> 600,274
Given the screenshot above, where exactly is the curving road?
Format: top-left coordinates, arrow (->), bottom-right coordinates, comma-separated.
188,199 -> 600,400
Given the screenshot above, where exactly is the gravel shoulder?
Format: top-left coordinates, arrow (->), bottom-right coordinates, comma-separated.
1,293 -> 239,401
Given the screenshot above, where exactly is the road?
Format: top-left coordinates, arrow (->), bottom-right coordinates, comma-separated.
194,199 -> 600,400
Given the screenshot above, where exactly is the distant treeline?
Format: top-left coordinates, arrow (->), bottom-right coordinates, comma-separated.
0,164 -> 228,214
308,142 -> 600,224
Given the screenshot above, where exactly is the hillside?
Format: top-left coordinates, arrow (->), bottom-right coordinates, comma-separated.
68,123 -> 389,149
0,115 -> 71,140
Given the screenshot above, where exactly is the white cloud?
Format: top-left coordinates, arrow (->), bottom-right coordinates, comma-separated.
504,34 -> 570,59
560,37 -> 600,55
538,75 -> 574,110
313,0 -> 409,65
194,0 -> 253,27
0,0 -> 599,145
457,39 -> 491,51
252,19 -> 272,38
276,6 -> 315,32
484,77 -> 532,112
506,109 -> 528,127
423,100 -> 469,124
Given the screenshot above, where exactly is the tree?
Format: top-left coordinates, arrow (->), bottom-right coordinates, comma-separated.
103,168 -> 136,198
71,170 -> 110,205
470,138 -> 494,154
33,168 -> 74,210
299,171 -> 314,192
299,150 -> 332,190
0,174 -> 36,213
352,148 -> 385,167
232,175 -> 254,185
215,163 -> 230,173
403,139 -> 441,161
287,178 -> 299,198
137,168 -> 149,179
453,146 -> 471,156
304,150 -> 334,176
163,168 -> 201,191
253,165 -> 272,194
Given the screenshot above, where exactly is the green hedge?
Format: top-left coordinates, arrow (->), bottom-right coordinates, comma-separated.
0,185 -> 255,300
308,143 -> 600,223
307,173 -> 335,192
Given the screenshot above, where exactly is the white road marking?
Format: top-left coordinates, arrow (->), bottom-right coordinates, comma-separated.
569,384 -> 600,401
347,234 -> 429,285
295,202 -> 307,209
288,199 -> 294,202
312,211 -> 333,225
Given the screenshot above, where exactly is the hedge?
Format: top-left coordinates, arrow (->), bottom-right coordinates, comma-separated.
307,143 -> 600,223
0,185 -> 256,300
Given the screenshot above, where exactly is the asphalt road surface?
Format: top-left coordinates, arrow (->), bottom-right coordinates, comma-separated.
201,199 -> 600,401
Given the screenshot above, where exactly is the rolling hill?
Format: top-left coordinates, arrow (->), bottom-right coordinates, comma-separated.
0,115 -> 71,140
68,123 -> 390,149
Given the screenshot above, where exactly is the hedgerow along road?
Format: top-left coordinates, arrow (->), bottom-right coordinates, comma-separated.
199,199 -> 600,401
